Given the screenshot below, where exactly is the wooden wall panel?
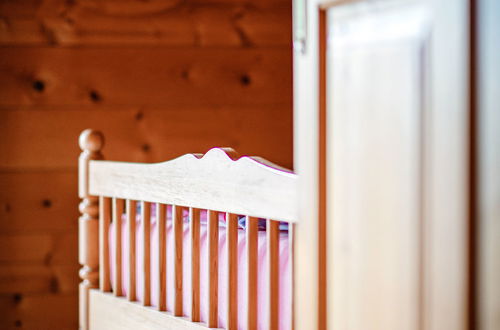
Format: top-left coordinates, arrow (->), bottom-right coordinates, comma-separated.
0,293 -> 78,329
0,106 -> 292,169
0,48 -> 291,107
0,2 -> 291,47
0,171 -> 78,233
0,232 -> 76,264
0,264 -> 79,295
0,0 -> 292,328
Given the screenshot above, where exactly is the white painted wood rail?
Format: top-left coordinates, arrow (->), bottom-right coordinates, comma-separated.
88,148 -> 298,222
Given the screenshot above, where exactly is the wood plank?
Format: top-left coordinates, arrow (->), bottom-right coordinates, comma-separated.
0,0 -> 288,18
126,199 -> 137,302
141,201 -> 151,306
207,210 -> 219,328
246,216 -> 258,330
89,290 -> 221,330
99,196 -> 111,292
0,231 -> 77,264
112,198 -> 124,297
190,207 -> 201,322
172,205 -> 183,316
0,170 -> 78,234
0,293 -> 78,330
267,220 -> 279,329
0,48 -> 291,107
226,213 -> 238,329
0,4 -> 290,47
89,148 -> 296,222
0,106 -> 292,170
157,203 -> 167,311
0,264 -> 79,295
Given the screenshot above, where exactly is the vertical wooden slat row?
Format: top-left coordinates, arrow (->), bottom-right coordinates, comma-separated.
226,213 -> 239,329
246,216 -> 259,330
113,198 -> 125,297
142,201 -> 151,306
267,220 -> 280,330
190,208 -> 201,322
99,196 -> 111,292
207,210 -> 219,328
126,199 -> 137,302
173,205 -> 184,316
157,203 -> 167,311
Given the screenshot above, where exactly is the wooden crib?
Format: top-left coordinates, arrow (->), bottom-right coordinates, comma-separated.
77,129 -> 298,330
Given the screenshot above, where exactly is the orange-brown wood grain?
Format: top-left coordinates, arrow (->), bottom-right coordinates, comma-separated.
0,107 -> 292,170
246,216 -> 259,330
226,213 -> 239,329
127,199 -> 137,302
173,205 -> 184,316
207,210 -> 219,328
99,196 -> 111,292
112,198 -> 124,297
190,207 -> 201,322
0,4 -> 290,47
157,203 -> 167,311
0,0 -> 292,328
0,48 -> 291,107
141,201 -> 152,306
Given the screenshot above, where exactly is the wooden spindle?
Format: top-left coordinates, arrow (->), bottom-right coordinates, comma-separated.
190,208 -> 201,321
157,203 -> 167,311
173,205 -> 183,316
127,199 -> 137,301
288,223 -> 294,329
246,216 -> 259,330
267,220 -> 280,330
142,201 -> 151,306
226,213 -> 238,329
99,196 -> 111,292
113,198 -> 124,296
78,129 -> 104,330
207,210 -> 219,328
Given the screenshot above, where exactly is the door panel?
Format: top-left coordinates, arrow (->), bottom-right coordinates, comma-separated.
294,0 -> 470,328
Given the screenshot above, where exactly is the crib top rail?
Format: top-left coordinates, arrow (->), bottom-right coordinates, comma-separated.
80,130 -> 298,222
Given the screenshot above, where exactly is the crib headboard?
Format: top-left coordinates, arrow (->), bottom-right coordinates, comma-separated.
77,129 -> 297,330
88,146 -> 297,223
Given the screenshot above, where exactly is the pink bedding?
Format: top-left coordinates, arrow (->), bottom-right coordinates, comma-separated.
109,207 -> 291,330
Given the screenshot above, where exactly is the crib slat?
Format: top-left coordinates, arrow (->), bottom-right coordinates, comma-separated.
288,223 -> 294,329
267,220 -> 280,330
157,203 -> 167,311
99,196 -> 111,292
190,208 -> 201,322
207,210 -> 219,328
142,201 -> 151,306
246,216 -> 258,330
173,205 -> 183,316
227,213 -> 238,329
127,199 -> 137,301
113,198 -> 125,296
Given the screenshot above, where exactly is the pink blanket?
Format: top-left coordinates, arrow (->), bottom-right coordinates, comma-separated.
109,208 -> 291,330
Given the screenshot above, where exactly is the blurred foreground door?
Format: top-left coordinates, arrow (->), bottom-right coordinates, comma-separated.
294,0 -> 471,329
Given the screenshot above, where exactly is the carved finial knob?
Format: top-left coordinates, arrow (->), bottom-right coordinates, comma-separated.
79,129 -> 104,152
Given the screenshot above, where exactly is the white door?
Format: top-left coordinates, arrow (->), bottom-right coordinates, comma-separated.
293,0 -> 471,329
